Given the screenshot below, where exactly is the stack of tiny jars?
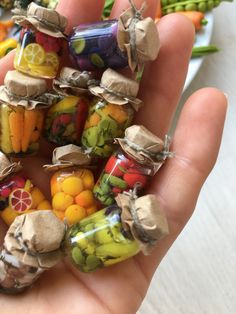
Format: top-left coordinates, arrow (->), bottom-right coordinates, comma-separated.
0,1 -> 171,294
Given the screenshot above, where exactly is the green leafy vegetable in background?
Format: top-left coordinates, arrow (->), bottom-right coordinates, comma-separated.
102,0 -> 115,19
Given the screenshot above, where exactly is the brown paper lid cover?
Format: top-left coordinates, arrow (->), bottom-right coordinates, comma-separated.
117,4 -> 160,72
116,125 -> 164,168
4,211 -> 65,268
4,71 -> 47,98
13,3 -> 67,38
53,67 -> 93,95
0,152 -> 22,181
89,68 -> 142,110
43,144 -> 91,171
116,193 -> 169,255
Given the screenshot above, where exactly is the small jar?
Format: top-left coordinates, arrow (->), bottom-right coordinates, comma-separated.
69,4 -> 160,72
94,125 -> 167,206
0,70 -> 54,156
81,69 -> 142,158
65,194 -> 169,272
13,3 -> 67,79
0,153 -> 51,226
69,20 -> 128,71
44,67 -> 92,146
44,145 -> 98,225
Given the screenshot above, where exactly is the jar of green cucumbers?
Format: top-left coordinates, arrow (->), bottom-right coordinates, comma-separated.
81,68 -> 142,158
65,193 -> 169,272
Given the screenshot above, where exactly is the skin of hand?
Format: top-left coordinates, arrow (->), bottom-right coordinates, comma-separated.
0,0 -> 227,313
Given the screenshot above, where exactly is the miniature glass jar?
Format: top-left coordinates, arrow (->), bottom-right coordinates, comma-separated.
13,3 -> 67,78
81,98 -> 134,158
69,20 -> 128,71
51,167 -> 98,225
93,149 -> 153,206
44,95 -> 89,146
0,174 -> 51,226
0,70 -> 51,156
65,205 -> 140,272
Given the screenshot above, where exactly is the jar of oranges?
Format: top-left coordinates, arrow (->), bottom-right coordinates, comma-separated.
44,145 -> 98,226
13,3 -> 67,79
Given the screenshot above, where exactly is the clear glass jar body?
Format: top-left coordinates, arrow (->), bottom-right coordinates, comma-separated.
69,20 -> 128,71
65,206 -> 139,272
44,95 -> 89,146
51,167 -> 98,225
0,103 -> 44,156
93,149 -> 153,206
81,98 -> 134,158
14,28 -> 63,79
0,174 -> 51,226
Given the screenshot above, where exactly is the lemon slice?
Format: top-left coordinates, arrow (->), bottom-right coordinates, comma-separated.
28,63 -> 57,78
45,52 -> 59,69
23,43 -> 46,65
14,45 -> 28,69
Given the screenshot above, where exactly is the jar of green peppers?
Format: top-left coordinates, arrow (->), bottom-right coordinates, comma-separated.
65,193 -> 169,272
81,68 -> 142,158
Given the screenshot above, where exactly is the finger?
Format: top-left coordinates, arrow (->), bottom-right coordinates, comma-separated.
136,88 -> 227,280
135,14 -> 195,138
0,0 -> 105,85
57,0 -> 105,34
110,0 -> 158,19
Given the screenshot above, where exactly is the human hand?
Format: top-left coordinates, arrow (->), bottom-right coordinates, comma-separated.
0,0 -> 227,313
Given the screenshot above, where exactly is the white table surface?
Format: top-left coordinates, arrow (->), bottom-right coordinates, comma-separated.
139,2 -> 236,314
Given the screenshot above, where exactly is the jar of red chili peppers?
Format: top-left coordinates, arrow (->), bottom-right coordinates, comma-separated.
44,67 -> 93,146
13,3 -> 67,79
93,125 -> 172,206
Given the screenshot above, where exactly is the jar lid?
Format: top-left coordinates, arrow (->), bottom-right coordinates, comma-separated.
89,68 -> 143,110
115,125 -> 165,167
13,2 -> 67,38
115,193 -> 169,255
0,152 -> 22,182
4,71 -> 47,98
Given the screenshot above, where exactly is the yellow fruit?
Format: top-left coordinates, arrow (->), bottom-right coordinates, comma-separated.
1,206 -> 18,226
62,176 -> 84,196
37,200 -> 51,210
52,192 -> 74,211
74,231 -> 88,249
28,63 -> 56,78
102,104 -> 128,124
48,96 -> 79,114
86,205 -> 97,216
50,172 -> 62,196
79,169 -> 94,190
53,210 -> 65,221
65,205 -> 86,225
14,45 -> 28,69
75,190 -> 95,208
24,179 -> 32,192
23,43 -> 45,65
31,187 -> 45,208
45,51 -> 59,69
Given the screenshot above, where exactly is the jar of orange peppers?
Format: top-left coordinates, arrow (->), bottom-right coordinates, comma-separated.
81,68 -> 143,158
44,67 -> 93,146
44,145 -> 98,226
0,152 -> 51,226
0,70 -> 59,156
13,3 -> 67,79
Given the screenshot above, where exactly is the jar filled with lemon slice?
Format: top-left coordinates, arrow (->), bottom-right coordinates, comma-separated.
0,152 -> 51,227
13,3 -> 67,79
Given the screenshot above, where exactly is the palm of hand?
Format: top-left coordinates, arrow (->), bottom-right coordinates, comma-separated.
0,0 -> 227,313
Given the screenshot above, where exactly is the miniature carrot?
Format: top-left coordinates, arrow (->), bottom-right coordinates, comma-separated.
9,108 -> 24,154
0,20 -> 14,29
22,110 -> 38,153
177,11 -> 207,31
35,110 -> 44,133
156,0 -> 162,19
